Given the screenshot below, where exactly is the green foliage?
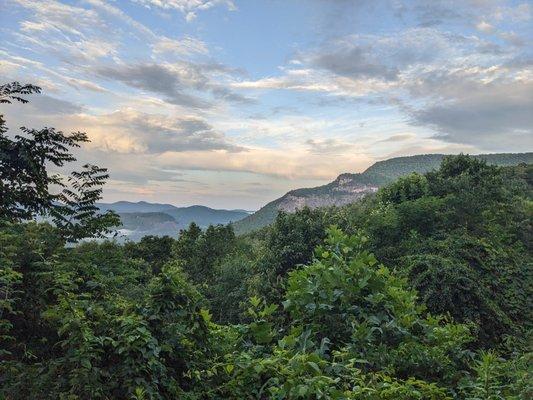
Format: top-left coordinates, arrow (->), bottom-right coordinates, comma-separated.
173,222 -> 237,285
125,235 -> 175,274
0,82 -> 41,105
458,350 -> 532,399
234,152 -> 533,234
52,164 -> 121,241
0,223 -> 23,355
0,82 -> 119,241
344,155 -> 533,347
378,173 -> 429,204
210,251 -> 255,324
252,207 -> 328,303
217,228 -> 472,399
0,224 -> 211,399
0,100 -> 531,400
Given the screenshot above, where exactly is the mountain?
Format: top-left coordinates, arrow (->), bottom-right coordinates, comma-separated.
97,201 -> 250,241
163,205 -> 254,227
97,201 -> 176,214
233,152 -> 533,234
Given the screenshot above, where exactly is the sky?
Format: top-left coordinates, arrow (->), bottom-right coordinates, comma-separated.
1,0 -> 532,210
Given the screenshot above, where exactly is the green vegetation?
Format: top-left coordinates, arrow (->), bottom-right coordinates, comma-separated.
1,83 -> 531,399
233,152 -> 533,234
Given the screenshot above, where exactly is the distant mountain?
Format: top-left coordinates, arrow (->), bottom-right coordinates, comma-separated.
97,201 -> 176,214
233,152 -> 533,234
97,201 -> 250,241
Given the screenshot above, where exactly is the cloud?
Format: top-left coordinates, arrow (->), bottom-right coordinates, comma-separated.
233,67 -> 396,98
33,95 -> 84,115
10,0 -> 118,63
381,142 -> 479,160
131,0 -> 236,21
412,81 -> 533,150
94,63 -> 210,108
396,1 -> 492,27
94,62 -> 250,108
84,0 -> 156,39
4,94 -> 84,116
4,0 -> 532,208
152,36 -> 208,57
235,21 -> 532,151
476,20 -> 495,34
13,0 -> 103,37
309,28 -> 469,74
156,146 -> 373,180
491,3 -> 531,22
309,42 -> 399,81
306,138 -> 355,154
3,101 -> 241,155
61,108 -> 244,154
499,32 -> 526,47
235,28 -> 463,96
377,133 -> 416,143
66,78 -> 108,93
7,0 -> 250,111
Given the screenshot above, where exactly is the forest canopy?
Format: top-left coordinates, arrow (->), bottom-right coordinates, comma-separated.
1,83 -> 531,399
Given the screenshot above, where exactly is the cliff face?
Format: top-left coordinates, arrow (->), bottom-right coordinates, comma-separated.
277,179 -> 378,213
233,173 -> 381,234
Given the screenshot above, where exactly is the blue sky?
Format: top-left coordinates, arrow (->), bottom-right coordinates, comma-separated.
1,0 -> 532,209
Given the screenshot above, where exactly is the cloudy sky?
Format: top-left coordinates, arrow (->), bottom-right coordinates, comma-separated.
1,0 -> 532,209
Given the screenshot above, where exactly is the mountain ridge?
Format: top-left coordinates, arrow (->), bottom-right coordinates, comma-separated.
97,201 -> 251,241
232,152 -> 533,234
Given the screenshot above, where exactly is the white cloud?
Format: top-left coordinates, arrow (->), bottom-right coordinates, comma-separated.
152,36 -> 208,57
412,80 -> 533,150
476,20 -> 495,33
155,147 -> 373,180
492,3 -> 531,22
3,0 -> 531,208
66,78 -> 108,93
131,0 -> 236,21
12,0 -> 102,37
58,108 -> 243,154
234,24 -> 532,150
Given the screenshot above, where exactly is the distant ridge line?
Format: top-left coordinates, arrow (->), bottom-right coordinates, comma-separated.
232,152 -> 533,234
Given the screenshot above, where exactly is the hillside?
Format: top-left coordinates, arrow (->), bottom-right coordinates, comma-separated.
233,152 -> 533,234
97,201 -> 250,241
164,205 -> 252,227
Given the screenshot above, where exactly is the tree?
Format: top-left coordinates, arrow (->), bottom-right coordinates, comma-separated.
124,235 -> 175,274
363,155 -> 533,347
0,82 -> 119,241
220,227 -> 473,398
253,207 -> 328,303
378,172 -> 429,204
173,223 -> 237,285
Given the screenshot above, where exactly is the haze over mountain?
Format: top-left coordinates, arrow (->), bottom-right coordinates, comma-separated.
96,202 -> 250,241
233,152 -> 533,234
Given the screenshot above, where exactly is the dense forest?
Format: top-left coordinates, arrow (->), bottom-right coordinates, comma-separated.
1,83 -> 532,399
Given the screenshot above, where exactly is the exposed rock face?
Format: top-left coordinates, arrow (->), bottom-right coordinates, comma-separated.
277,184 -> 378,213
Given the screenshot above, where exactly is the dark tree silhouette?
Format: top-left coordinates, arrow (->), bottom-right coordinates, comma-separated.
0,82 -> 119,241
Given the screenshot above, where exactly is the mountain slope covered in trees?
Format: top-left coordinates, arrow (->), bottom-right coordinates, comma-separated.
234,152 -> 533,234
